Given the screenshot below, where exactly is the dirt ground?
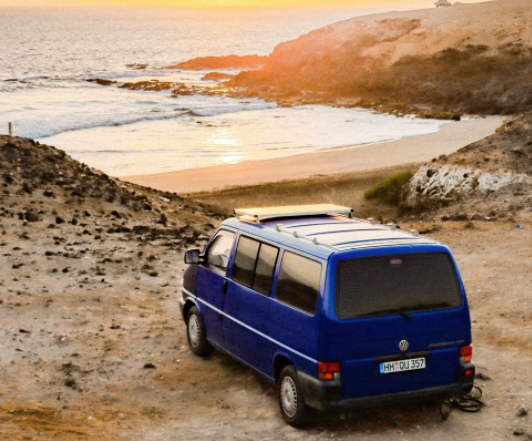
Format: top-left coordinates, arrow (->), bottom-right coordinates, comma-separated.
1,209 -> 530,440
1,136 -> 530,440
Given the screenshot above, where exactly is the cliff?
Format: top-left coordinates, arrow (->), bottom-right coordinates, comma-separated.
231,0 -> 532,115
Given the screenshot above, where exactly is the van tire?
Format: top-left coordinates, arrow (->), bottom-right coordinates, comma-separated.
186,306 -> 213,356
278,365 -> 313,428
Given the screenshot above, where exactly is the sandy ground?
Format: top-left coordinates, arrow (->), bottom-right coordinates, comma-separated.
1,183 -> 530,440
1,134 -> 530,440
124,116 -> 504,194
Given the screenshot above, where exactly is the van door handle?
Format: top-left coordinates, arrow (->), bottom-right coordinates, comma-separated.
222,280 -> 228,295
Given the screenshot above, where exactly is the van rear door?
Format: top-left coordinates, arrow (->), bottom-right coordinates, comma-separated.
321,247 -> 472,399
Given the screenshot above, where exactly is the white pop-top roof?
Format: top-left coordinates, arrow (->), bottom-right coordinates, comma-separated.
234,204 -> 353,222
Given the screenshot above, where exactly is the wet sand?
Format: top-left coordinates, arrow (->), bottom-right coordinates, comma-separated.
124,116 -> 505,194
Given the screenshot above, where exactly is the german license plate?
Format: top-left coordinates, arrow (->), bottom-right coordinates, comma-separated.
379,357 -> 425,374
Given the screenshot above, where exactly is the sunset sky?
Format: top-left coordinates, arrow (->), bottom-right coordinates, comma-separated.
1,0 -> 487,7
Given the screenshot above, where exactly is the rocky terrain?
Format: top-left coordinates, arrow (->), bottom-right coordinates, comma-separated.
0,135 -> 530,440
0,136 -> 220,439
402,114 -> 532,217
227,0 -> 532,115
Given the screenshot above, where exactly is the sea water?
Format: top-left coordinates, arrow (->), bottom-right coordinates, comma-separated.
0,7 -> 447,177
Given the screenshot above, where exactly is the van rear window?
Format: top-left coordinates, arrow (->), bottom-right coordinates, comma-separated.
336,253 -> 462,319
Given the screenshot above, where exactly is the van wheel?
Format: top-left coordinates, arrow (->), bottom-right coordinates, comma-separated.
278,365 -> 313,428
186,306 -> 213,356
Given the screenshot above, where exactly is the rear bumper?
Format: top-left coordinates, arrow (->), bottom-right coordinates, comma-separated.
298,363 -> 475,412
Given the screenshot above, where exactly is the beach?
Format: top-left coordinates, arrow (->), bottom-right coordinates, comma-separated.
125,116 -> 504,194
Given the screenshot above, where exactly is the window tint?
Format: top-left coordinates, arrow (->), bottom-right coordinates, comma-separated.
206,230 -> 235,276
336,253 -> 462,319
232,236 -> 260,287
276,252 -> 321,314
253,243 -> 279,296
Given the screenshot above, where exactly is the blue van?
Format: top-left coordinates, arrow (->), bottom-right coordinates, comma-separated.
180,205 -> 475,427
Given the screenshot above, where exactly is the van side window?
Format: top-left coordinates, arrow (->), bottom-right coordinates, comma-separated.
232,236 -> 279,296
206,230 -> 236,276
232,236 -> 260,287
253,243 -> 279,296
275,251 -> 321,314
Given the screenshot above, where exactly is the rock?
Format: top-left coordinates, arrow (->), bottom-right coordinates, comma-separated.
514,429 -> 525,436
55,217 -> 65,224
143,363 -> 156,369
126,63 -> 148,70
169,54 -> 267,71
24,211 -> 40,222
450,214 -> 468,221
471,214 -> 485,221
87,78 -> 117,86
64,378 -> 78,390
475,372 -> 491,381
516,407 -> 528,417
201,72 -> 235,82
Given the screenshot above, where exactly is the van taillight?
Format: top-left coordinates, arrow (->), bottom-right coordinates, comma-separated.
317,362 -> 340,381
460,345 -> 473,363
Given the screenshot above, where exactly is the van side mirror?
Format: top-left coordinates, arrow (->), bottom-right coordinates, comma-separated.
185,248 -> 202,264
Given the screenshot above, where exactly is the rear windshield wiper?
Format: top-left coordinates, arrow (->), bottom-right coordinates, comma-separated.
405,302 -> 452,312
357,308 -> 414,320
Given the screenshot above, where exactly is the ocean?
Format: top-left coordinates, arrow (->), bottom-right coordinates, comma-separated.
0,7 -> 449,177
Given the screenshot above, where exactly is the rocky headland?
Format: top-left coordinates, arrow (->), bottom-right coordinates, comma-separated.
227,0 -> 532,115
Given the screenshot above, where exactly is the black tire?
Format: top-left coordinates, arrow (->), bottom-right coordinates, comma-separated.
278,365 -> 313,428
186,306 -> 213,356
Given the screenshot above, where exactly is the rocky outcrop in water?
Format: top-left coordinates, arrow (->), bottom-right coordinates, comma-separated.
168,55 -> 267,71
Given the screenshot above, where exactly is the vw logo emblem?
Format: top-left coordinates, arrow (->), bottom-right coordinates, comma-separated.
399,340 -> 409,351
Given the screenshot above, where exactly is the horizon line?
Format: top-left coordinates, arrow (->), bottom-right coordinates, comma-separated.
0,4 -> 424,10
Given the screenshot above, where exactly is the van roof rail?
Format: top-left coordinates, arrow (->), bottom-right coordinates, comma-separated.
234,204 -> 353,223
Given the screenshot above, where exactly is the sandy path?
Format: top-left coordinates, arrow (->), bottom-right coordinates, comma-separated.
124,116 -> 504,194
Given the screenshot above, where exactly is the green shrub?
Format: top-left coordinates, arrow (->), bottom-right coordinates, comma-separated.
364,170 -> 414,205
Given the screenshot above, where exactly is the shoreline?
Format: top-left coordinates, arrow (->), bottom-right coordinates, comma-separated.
124,115 -> 504,194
